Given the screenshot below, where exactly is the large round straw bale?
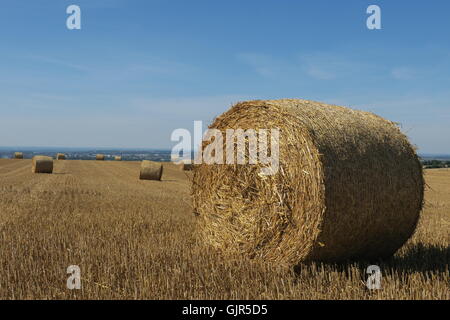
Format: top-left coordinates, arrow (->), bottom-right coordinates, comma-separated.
96,154 -> 105,161
14,152 -> 23,159
139,160 -> 163,180
192,99 -> 424,264
56,153 -> 66,160
32,156 -> 53,174
114,156 -> 122,161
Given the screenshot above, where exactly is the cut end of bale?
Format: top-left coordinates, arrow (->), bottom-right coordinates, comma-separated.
192,99 -> 424,265
32,156 -> 53,174
139,160 -> 163,180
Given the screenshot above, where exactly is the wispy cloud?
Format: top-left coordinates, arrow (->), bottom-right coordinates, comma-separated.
26,55 -> 89,72
299,53 -> 374,80
130,94 -> 251,119
391,67 -> 416,80
236,52 -> 376,81
29,93 -> 75,102
305,65 -> 336,80
236,53 -> 285,77
126,57 -> 196,76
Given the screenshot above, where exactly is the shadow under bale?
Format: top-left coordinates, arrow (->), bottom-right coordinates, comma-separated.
293,243 -> 449,279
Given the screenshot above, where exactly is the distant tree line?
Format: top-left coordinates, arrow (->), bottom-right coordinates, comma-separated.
422,160 -> 450,169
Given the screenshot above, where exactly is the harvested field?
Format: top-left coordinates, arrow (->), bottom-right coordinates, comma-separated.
0,159 -> 447,299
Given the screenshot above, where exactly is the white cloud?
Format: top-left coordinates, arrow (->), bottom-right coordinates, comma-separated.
391,67 -> 416,80
236,52 -> 375,81
125,56 -> 196,76
26,55 -> 89,72
236,53 -> 285,77
306,65 -> 336,80
299,53 -> 373,80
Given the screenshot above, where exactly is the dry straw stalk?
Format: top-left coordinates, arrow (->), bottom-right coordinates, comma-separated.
32,156 -> 53,174
192,99 -> 424,265
139,160 -> 163,180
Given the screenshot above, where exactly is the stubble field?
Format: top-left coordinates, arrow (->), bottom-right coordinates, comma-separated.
0,159 -> 448,299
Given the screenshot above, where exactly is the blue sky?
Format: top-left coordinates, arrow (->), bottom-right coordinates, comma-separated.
0,0 -> 449,153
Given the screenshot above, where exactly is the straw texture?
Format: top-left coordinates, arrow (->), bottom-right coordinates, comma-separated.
139,160 -> 163,180
32,156 -> 53,174
192,99 -> 424,264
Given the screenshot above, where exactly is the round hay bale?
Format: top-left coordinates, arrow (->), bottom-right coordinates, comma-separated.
139,160 -> 163,180
56,153 -> 66,160
192,99 -> 424,264
96,154 -> 105,161
114,156 -> 122,161
14,152 -> 23,159
32,156 -> 53,174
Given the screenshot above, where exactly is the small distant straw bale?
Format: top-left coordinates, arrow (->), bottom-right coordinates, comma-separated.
32,156 -> 53,174
96,154 -> 105,161
139,160 -> 163,180
14,152 -> 23,159
56,153 -> 66,160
